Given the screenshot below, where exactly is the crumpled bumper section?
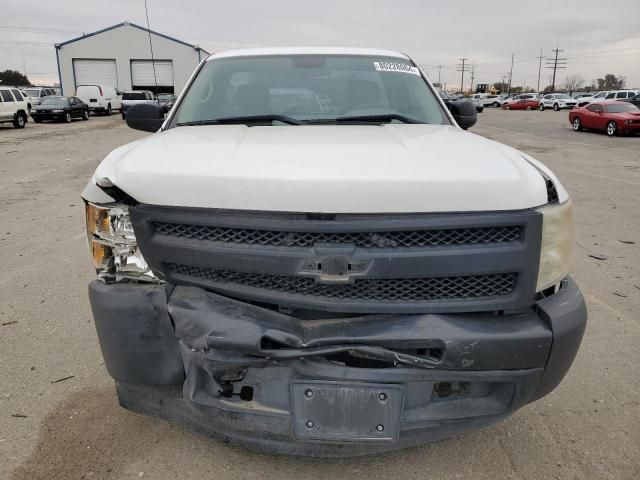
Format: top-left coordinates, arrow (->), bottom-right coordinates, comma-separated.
89,277 -> 586,457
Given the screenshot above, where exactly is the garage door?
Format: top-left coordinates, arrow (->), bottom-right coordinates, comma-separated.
73,59 -> 118,88
131,60 -> 174,87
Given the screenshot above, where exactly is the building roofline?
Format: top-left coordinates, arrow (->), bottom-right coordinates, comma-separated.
55,21 -> 208,54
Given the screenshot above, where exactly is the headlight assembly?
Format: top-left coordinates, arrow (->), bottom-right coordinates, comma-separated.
536,199 -> 573,291
85,202 -> 157,282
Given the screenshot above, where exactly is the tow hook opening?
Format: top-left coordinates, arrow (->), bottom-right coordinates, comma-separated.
433,381 -> 471,399
219,383 -> 255,401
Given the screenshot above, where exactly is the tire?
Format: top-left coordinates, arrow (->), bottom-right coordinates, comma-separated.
539,104 -> 545,111
13,112 -> 27,128
121,112 -> 126,120
492,101 -> 500,108
526,106 -> 532,110
106,104 -> 112,116
505,105 -> 511,110
572,117 -> 582,131
553,103 -> 560,111
65,112 -> 72,123
83,110 -> 89,121
606,121 -> 617,137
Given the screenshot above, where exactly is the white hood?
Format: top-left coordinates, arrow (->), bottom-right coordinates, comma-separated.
90,124 -> 555,213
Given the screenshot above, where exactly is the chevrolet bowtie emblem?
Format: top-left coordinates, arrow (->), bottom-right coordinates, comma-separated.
300,254 -> 370,284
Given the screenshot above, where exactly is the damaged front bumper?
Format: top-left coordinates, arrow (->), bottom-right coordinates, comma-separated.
89,277 -> 586,456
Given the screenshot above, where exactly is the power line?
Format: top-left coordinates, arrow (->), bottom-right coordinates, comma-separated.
0,40 -> 51,46
0,25 -> 81,35
456,57 -> 469,93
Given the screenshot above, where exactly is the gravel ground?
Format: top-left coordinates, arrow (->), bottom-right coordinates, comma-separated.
1,109 -> 638,479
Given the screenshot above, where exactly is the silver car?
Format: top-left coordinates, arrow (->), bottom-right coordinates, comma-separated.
121,90 -> 156,119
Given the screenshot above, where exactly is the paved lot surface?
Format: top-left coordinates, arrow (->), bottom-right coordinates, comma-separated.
1,110 -> 639,479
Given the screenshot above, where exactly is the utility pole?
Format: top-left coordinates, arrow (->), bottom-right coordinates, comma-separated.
436,65 -> 444,85
536,49 -> 545,92
470,63 -> 475,93
507,53 -> 514,95
545,47 -> 566,92
456,57 -> 469,93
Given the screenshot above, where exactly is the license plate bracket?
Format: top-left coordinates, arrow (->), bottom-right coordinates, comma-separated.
291,381 -> 404,442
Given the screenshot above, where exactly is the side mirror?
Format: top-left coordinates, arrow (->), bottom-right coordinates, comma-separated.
125,103 -> 164,132
445,99 -> 477,130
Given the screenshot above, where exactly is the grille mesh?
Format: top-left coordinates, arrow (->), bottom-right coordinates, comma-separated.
154,223 -> 521,248
168,264 -> 517,302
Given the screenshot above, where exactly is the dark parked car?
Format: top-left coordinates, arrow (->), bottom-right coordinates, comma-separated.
157,93 -> 177,113
31,96 -> 89,123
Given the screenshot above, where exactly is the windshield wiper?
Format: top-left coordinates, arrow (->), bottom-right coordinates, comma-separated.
176,114 -> 302,126
311,113 -> 425,124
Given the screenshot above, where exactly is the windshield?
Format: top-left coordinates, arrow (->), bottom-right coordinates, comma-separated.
40,97 -> 68,107
123,92 -> 147,100
171,55 -> 447,126
157,94 -> 173,101
555,94 -> 571,99
24,89 -> 40,97
607,103 -> 639,113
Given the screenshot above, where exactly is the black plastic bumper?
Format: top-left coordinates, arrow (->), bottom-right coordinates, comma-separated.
89,277 -> 586,456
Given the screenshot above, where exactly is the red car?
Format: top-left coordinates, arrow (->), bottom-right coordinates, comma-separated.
569,101 -> 640,136
502,99 -> 540,110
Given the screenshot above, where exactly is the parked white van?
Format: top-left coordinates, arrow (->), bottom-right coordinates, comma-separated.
75,85 -> 122,115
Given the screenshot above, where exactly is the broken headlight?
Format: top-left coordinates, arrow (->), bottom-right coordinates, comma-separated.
536,199 -> 573,292
85,202 -> 157,281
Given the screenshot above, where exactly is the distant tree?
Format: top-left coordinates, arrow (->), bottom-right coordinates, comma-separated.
597,74 -> 625,90
542,84 -> 555,94
0,70 -> 30,87
584,80 -> 598,91
564,74 -> 585,94
492,81 -> 509,93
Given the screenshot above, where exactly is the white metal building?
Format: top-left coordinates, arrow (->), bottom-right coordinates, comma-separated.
55,21 -> 209,96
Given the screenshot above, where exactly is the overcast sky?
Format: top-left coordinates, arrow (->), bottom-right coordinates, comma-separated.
2,0 -> 639,90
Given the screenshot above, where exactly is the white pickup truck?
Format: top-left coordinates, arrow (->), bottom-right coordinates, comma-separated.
82,47 -> 587,457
